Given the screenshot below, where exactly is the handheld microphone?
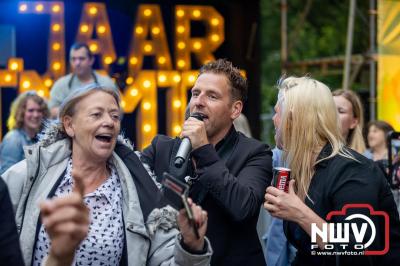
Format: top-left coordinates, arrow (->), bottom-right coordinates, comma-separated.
174,112 -> 206,168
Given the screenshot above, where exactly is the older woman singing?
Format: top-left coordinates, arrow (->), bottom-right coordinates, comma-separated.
2,85 -> 210,266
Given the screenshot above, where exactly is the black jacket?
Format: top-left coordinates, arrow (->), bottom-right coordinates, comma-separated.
284,145 -> 400,266
141,128 -> 273,265
0,178 -> 24,266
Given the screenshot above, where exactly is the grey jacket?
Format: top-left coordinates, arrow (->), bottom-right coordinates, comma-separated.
2,129 -> 211,266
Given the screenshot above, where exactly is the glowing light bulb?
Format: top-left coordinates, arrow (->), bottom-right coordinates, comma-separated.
173,75 -> 181,83
80,24 -> 89,33
19,4 -> 27,12
129,57 -> 138,65
130,88 -> 138,97
143,124 -> 152,132
144,44 -> 153,52
158,75 -> 167,83
104,56 -> 113,65
193,42 -> 202,50
158,56 -> 166,65
52,42 -> 61,51
89,6 -> 98,15
37,90 -> 45,97
52,5 -> 61,13
152,27 -> 160,35
52,24 -> 61,32
176,9 -> 185,17
211,34 -> 220,42
173,100 -> 182,108
126,77 -> 134,85
193,10 -> 201,18
177,60 -> 185,68
211,18 -> 220,26
144,9 -> 152,17
10,62 -> 18,71
143,80 -> 151,88
174,125 -> 182,134
22,80 -> 31,89
177,42 -> 186,49
44,79 -> 53,87
53,62 -> 61,71
35,4 -> 44,12
177,26 -> 185,34
4,74 -> 12,82
89,43 -> 98,52
188,75 -> 196,83
135,26 -> 144,34
143,102 -> 151,110
97,25 -> 106,34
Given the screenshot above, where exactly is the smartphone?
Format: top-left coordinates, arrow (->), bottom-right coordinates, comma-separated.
161,172 -> 189,209
388,131 -> 400,189
161,172 -> 199,238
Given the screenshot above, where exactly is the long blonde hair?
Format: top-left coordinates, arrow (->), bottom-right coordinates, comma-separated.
332,89 -> 366,153
277,77 -> 351,200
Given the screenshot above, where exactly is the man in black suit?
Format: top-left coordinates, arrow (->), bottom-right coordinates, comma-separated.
141,59 -> 273,265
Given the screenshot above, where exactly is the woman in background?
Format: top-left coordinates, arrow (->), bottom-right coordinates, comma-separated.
364,120 -> 394,163
0,91 -> 49,174
332,89 -> 366,153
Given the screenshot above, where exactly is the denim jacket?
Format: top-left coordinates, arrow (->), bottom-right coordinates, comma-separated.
0,129 -> 35,175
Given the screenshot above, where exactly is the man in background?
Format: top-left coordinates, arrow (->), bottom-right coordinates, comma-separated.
48,43 -> 117,118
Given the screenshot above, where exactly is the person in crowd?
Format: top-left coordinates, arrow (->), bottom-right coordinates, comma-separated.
264,76 -> 400,265
140,59 -> 273,265
262,147 -> 297,266
2,85 -> 211,266
332,89 -> 366,153
0,91 -> 49,175
233,113 -> 252,137
364,120 -> 394,164
48,43 -> 117,118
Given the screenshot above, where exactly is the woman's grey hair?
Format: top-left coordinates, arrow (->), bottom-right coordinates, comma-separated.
58,83 -> 120,134
59,84 -> 120,118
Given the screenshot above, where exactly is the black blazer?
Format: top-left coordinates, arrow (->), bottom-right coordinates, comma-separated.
142,129 -> 273,266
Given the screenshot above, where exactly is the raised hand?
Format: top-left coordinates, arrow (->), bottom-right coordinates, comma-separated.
181,117 -> 209,150
41,170 -> 89,266
177,198 -> 208,251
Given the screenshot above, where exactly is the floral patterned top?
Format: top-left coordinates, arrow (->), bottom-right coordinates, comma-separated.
33,158 -> 124,266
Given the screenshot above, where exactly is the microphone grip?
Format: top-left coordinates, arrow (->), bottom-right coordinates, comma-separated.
174,137 -> 191,168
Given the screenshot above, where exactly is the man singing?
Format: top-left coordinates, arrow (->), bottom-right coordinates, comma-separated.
140,59 -> 273,265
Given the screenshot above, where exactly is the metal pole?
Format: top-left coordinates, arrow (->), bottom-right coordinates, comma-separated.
369,0 -> 376,120
342,0 -> 357,90
281,0 -> 288,72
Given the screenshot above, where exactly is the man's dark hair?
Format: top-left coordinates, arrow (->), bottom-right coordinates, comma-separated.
70,42 -> 93,58
199,58 -> 248,102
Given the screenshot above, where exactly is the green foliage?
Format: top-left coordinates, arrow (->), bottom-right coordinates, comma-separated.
259,0 -> 371,143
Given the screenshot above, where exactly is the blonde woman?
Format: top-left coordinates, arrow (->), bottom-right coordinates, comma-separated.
0,91 -> 49,174
332,89 -> 366,153
264,77 -> 400,265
